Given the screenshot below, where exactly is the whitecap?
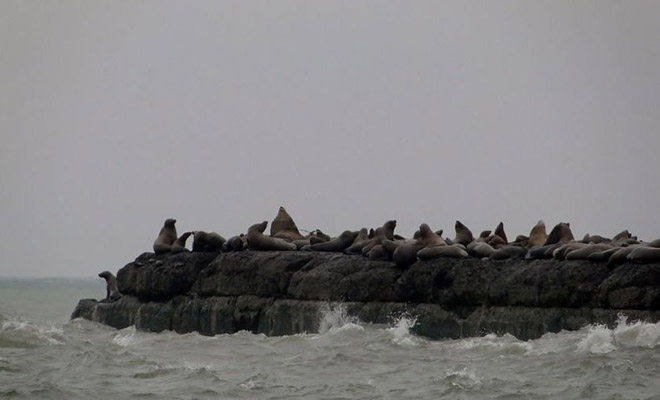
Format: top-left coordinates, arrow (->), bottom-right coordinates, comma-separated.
317,303 -> 363,334
112,326 -> 137,347
387,314 -> 418,347
576,324 -> 616,354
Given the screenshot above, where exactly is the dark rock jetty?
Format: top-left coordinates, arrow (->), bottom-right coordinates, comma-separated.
72,251 -> 660,340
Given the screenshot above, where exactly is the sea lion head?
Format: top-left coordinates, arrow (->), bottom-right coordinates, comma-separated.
164,218 -> 176,228
247,221 -> 269,234
98,271 -> 113,280
419,223 -> 433,239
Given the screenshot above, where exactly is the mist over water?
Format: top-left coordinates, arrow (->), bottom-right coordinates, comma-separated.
2,279 -> 660,400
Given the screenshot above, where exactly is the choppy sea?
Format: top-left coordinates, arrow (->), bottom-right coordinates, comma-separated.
1,278 -> 660,400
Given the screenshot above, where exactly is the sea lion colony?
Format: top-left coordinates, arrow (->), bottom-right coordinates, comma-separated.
147,206 -> 660,268
96,208 -> 658,301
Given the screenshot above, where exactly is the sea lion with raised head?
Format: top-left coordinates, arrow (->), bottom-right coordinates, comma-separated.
350,220 -> 396,256
270,206 -> 304,241
528,220 -> 547,247
98,271 -> 121,302
526,222 -> 575,260
247,221 -> 297,251
453,221 -> 474,246
171,232 -> 192,254
392,223 -> 444,266
153,218 -> 177,254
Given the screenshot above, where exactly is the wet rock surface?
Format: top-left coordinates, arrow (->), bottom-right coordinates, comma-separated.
73,251 -> 660,340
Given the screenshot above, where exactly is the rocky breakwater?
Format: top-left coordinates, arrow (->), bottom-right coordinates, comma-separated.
72,251 -> 660,340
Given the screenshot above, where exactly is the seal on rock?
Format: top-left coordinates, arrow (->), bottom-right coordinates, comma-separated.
98,271 -> 121,302
153,218 -> 177,254
247,221 -> 297,251
453,221 -> 474,246
417,244 -> 468,260
528,220 -> 547,247
192,231 -> 226,252
171,232 -> 192,254
627,246 -> 660,264
270,206 -> 304,241
222,235 -> 245,252
310,230 -> 358,252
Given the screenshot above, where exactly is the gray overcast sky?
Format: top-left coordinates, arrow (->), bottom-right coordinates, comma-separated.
1,1 -> 659,277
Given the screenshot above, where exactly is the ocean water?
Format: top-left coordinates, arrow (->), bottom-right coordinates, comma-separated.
2,278 -> 660,399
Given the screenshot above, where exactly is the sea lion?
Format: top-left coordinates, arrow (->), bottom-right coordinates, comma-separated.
392,239 -> 425,267
648,238 -> 660,248
479,230 -> 492,239
192,231 -> 226,252
489,245 -> 526,260
310,230 -> 358,252
353,220 -> 396,256
544,222 -> 574,246
581,234 -> 611,244
612,230 -> 632,242
627,246 -> 660,264
528,220 -> 547,247
587,247 -> 619,263
98,271 -> 121,302
565,243 -> 613,260
608,245 -> 639,267
368,244 -> 392,261
552,242 -> 587,260
270,206 -> 304,241
467,241 -> 495,258
153,218 -> 177,254
222,235 -> 245,252
341,228 -> 369,254
392,223 -> 444,266
171,232 -> 192,254
453,221 -> 474,246
247,221 -> 297,251
417,244 -> 468,260
493,222 -> 508,244
418,223 -> 446,247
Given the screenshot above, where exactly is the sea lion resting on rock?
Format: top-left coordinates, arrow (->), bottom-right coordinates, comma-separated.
526,222 -> 574,259
345,220 -> 395,256
192,231 -> 226,252
628,246 -> 660,264
270,206 -> 304,241
309,230 -> 358,252
171,232 -> 192,254
222,235 -> 245,252
247,221 -> 297,251
393,223 -> 446,266
153,218 -> 177,254
98,271 -> 121,302
418,244 -> 468,260
565,243 -> 613,260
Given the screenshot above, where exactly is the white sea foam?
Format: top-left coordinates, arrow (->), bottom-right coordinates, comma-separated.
441,367 -> 483,390
112,326 -> 137,347
387,314 -> 418,347
576,315 -> 660,354
317,303 -> 363,334
0,316 -> 65,345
